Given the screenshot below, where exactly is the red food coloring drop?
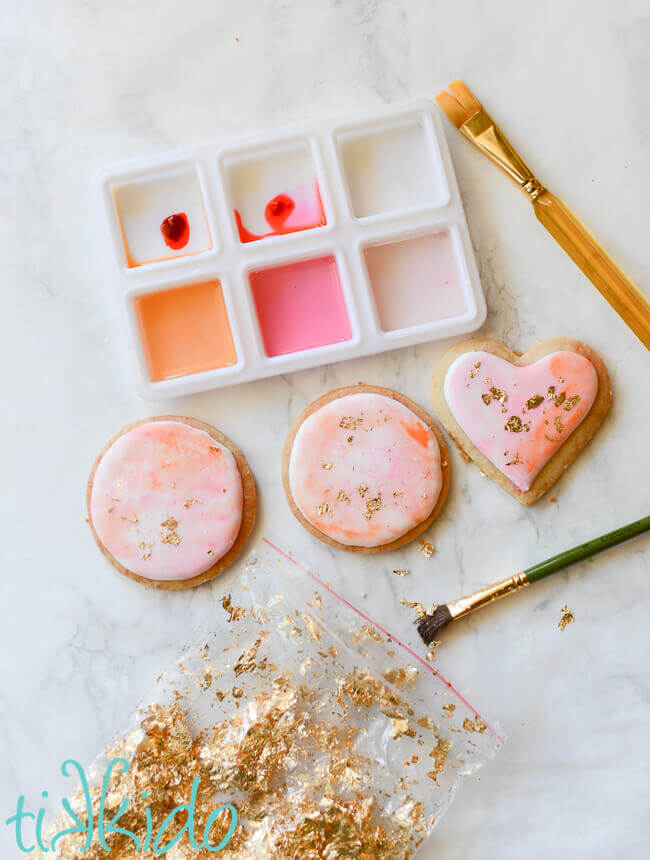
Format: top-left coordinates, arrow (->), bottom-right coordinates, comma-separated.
264,194 -> 295,229
160,212 -> 190,250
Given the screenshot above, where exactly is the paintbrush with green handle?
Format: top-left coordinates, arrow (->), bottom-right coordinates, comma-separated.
417,516 -> 650,645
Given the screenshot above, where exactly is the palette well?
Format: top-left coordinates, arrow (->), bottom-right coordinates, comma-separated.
224,141 -> 326,243
249,256 -> 351,357
134,280 -> 237,382
363,229 -> 467,332
112,166 -> 213,267
96,100 -> 485,399
338,117 -> 443,218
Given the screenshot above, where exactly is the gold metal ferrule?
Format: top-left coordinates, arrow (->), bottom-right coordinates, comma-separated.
460,110 -> 545,199
447,572 -> 529,621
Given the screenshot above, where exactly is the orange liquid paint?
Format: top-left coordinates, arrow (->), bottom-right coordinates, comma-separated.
135,281 -> 237,382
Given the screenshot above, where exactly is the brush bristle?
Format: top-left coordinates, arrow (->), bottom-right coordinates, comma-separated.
417,604 -> 452,645
449,80 -> 482,113
435,80 -> 482,127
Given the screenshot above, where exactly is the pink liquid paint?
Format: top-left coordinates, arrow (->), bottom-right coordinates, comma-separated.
249,255 -> 352,357
364,231 -> 467,332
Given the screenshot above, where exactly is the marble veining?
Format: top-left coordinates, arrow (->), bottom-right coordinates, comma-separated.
2,1 -> 649,858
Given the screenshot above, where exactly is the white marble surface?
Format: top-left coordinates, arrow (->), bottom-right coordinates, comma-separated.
3,1 -> 649,857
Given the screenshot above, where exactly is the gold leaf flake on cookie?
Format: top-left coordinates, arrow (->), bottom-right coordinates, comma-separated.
339,416 -> 363,430
160,530 -> 181,546
526,394 -> 544,409
138,540 -> 154,560
161,516 -> 178,530
547,386 -> 566,408
563,395 -> 581,411
392,568 -> 409,576
505,416 -> 523,433
489,386 -> 507,404
363,493 -> 383,520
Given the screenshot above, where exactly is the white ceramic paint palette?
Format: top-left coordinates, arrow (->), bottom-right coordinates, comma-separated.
95,100 -> 486,400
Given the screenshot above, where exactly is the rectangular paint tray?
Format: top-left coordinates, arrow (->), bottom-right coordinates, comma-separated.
94,100 -> 486,399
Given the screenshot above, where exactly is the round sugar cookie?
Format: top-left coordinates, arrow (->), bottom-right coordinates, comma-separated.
282,385 -> 450,553
87,416 -> 256,589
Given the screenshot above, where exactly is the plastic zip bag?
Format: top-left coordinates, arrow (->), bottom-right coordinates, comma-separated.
38,541 -> 502,858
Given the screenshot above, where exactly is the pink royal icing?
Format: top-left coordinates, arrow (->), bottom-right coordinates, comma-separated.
444,351 -> 598,492
90,421 -> 243,580
289,393 -> 443,547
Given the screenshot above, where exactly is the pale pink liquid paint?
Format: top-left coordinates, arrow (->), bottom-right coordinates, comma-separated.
364,231 -> 467,332
249,255 -> 352,357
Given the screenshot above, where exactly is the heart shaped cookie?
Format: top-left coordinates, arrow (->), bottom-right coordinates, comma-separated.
431,338 -> 611,504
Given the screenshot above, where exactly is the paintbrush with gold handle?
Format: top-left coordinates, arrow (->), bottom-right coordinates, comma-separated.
436,80 -> 650,349
417,516 -> 650,645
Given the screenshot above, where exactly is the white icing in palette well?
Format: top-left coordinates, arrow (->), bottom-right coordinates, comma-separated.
337,117 -> 444,218
363,229 -> 467,332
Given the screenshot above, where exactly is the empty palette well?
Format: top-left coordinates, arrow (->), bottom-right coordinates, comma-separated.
113,167 -> 212,267
364,231 -> 467,332
134,281 -> 236,381
249,256 -> 352,357
339,120 -> 439,218
225,141 -> 326,243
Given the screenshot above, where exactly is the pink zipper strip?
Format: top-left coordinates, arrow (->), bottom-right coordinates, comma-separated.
263,537 -> 504,744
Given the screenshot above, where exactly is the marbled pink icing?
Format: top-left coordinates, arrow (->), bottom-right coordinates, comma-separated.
90,421 -> 243,580
444,351 -> 598,492
289,393 -> 442,547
